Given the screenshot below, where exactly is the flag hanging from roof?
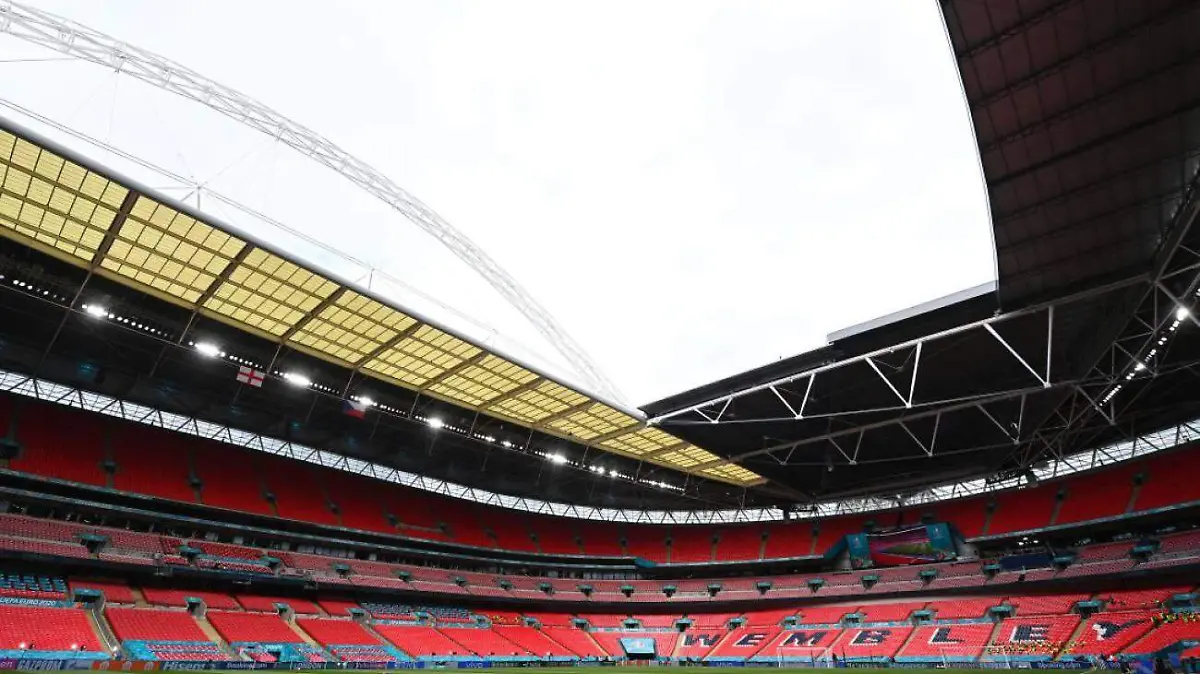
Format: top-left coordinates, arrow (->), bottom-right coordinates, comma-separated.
236,366 -> 265,388
343,399 -> 369,419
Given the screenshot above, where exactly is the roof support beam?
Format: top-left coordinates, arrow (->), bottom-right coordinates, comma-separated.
481,377 -> 546,408
90,189 -> 139,271
534,400 -> 599,429
279,287 -> 347,342
419,350 -> 489,392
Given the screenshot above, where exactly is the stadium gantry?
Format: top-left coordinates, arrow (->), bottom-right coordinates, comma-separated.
0,0 -> 1195,669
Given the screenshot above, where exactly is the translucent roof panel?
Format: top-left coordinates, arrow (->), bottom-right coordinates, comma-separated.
0,121 -> 765,488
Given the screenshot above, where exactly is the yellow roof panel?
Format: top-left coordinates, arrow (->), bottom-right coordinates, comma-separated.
102,196 -> 242,304
0,131 -> 122,263
289,290 -> 417,365
204,248 -> 339,336
0,124 -> 767,488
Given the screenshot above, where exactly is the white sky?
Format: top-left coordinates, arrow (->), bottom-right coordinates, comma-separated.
1,0 -> 994,408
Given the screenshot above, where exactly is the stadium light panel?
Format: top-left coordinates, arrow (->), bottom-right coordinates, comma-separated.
282,372 -> 312,388
548,453 -> 567,464
83,304 -> 108,319
358,396 -> 375,407
1177,307 -> 1190,321
427,417 -> 445,430
194,342 -> 221,358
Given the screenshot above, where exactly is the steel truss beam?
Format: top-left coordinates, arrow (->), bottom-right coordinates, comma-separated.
0,0 -> 624,405
653,282 -> 1131,427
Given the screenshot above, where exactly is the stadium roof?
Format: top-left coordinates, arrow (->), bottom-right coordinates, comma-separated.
644,0 -> 1200,503
0,117 -> 763,489
943,0 -> 1200,308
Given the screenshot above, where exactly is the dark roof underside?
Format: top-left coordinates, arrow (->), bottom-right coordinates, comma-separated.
944,0 -> 1200,308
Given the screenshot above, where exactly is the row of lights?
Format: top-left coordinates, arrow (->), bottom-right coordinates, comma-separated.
537,450 -> 681,491
83,300 -> 687,496
1,274 -> 70,303
81,303 -> 172,339
1101,303 -> 1193,405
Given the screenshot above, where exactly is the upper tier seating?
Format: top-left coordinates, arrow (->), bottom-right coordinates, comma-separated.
716,525 -> 764,561
141,588 -> 239,610
192,440 -> 271,516
671,527 -> 714,563
623,528 -> 668,563
988,485 -> 1059,535
762,521 -> 813,559
1098,587 -> 1189,610
258,454 -> 338,526
236,595 -> 320,614
743,607 -> 798,627
9,402 -> 107,486
1006,593 -> 1089,616
318,599 -> 363,617
858,601 -> 926,623
71,579 -> 135,603
898,623 -> 993,660
106,607 -> 210,642
207,610 -> 301,643
0,605 -> 103,651
1133,448 -> 1200,511
925,597 -> 999,619
8,392 -> 1200,566
1055,463 -> 1137,524
527,515 -> 580,555
110,424 -> 195,502
798,605 -> 858,625
321,472 -> 395,534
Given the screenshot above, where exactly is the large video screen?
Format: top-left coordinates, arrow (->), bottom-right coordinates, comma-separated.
849,524 -> 956,568
620,638 -> 657,656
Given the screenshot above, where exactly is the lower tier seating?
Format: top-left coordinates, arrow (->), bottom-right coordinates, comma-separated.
0,605 -> 103,653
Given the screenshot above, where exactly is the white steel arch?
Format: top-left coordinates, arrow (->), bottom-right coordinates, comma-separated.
0,0 -> 625,405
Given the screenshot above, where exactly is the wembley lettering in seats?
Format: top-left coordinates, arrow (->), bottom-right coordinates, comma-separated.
850,629 -> 892,645
930,627 -> 962,644
1012,624 -> 1050,642
780,631 -> 829,648
735,633 -> 768,647
1091,619 -> 1145,641
683,634 -> 722,647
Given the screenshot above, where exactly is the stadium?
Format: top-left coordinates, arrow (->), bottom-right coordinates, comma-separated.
0,0 -> 1198,672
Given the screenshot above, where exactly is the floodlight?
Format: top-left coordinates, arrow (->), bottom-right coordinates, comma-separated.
194,342 -> 221,358
548,453 -> 567,465
1177,306 -> 1190,321
427,417 -> 445,430
358,396 -> 375,407
282,372 -> 312,388
83,304 -> 108,318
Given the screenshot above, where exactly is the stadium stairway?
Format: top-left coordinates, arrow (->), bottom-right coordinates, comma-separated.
86,607 -> 121,656
286,619 -> 328,654
194,614 -> 240,660
1062,616 -> 1093,659
984,619 -> 1005,656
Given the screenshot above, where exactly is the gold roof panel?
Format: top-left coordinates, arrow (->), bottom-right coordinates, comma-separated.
0,123 -> 765,487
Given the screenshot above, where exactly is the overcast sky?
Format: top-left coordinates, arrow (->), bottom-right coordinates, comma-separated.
2,0 -> 994,407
